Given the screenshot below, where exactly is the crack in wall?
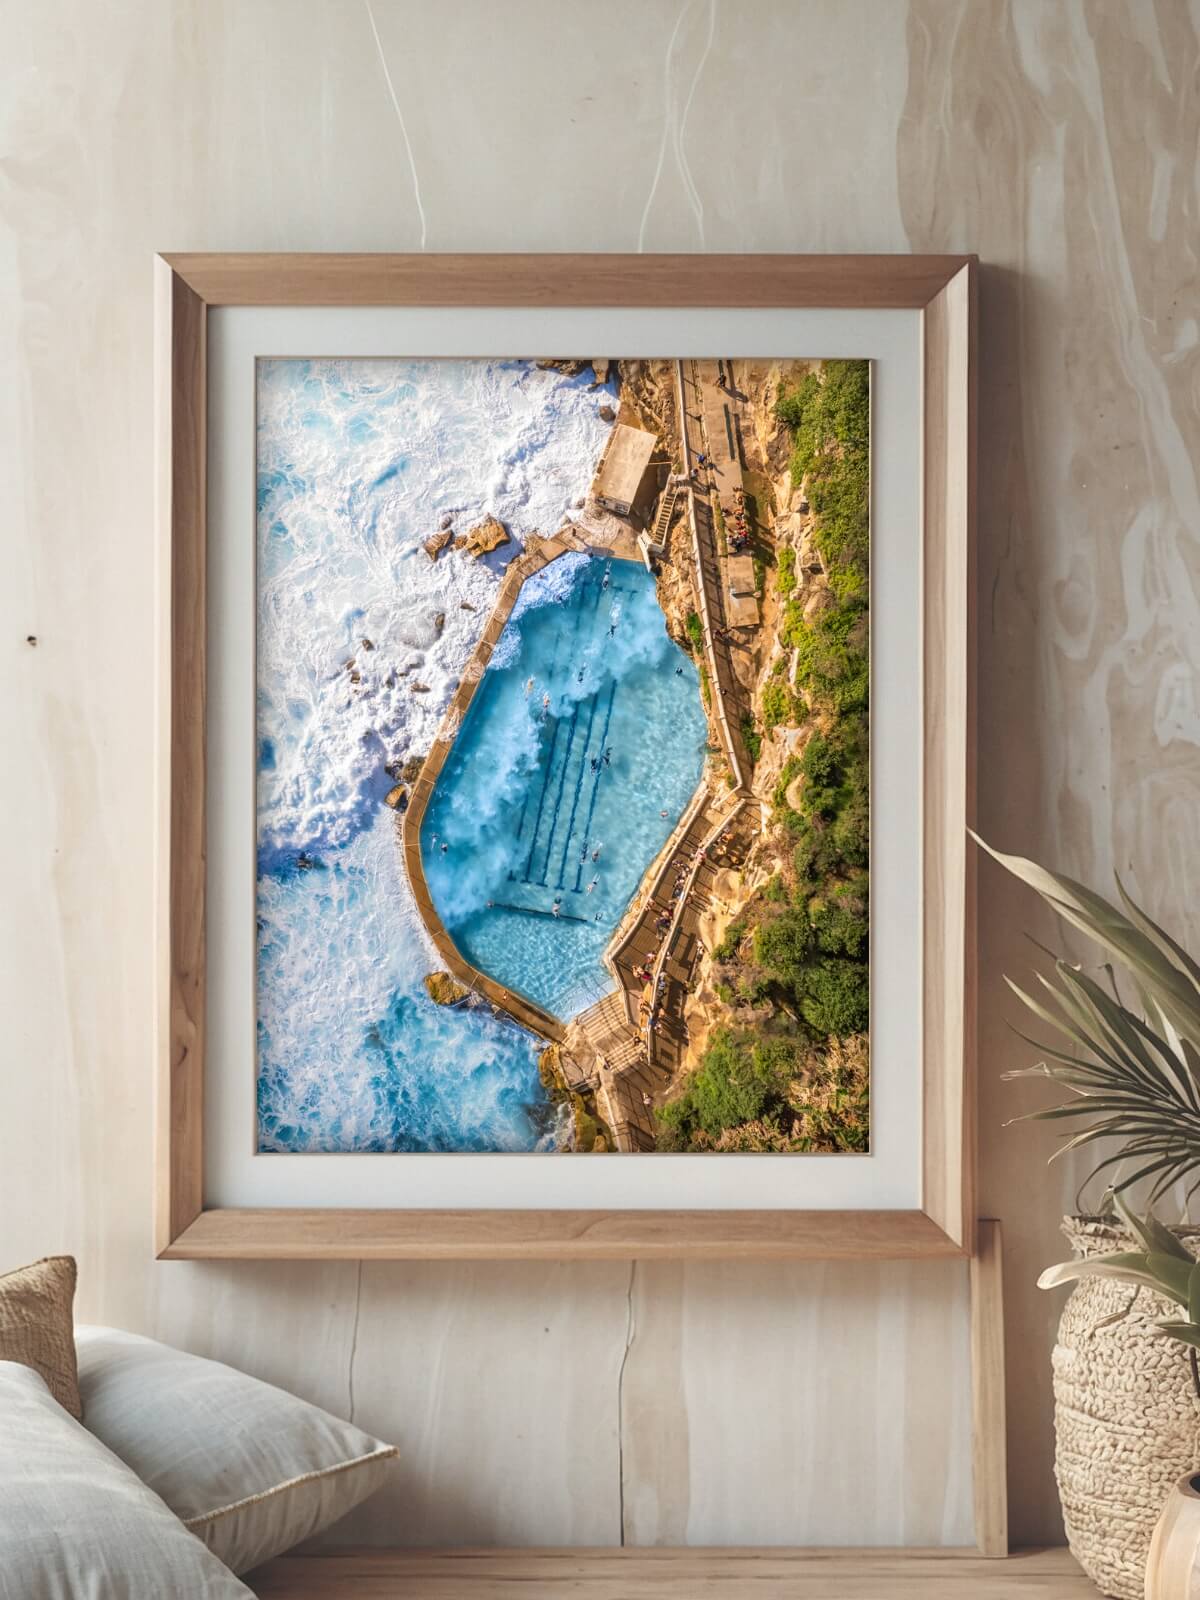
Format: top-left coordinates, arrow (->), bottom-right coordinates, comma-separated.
347,1260 -> 364,1425
616,1258 -> 638,1545
363,0 -> 429,249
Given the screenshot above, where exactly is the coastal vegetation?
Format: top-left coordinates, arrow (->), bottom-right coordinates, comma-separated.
656,358 -> 870,1154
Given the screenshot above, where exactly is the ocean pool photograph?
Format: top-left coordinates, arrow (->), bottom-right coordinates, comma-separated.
255,355 -> 870,1155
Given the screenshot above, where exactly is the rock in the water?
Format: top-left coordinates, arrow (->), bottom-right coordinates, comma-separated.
461,516 -> 510,558
401,755 -> 423,783
360,637 -> 374,650
424,971 -> 469,1007
572,495 -> 586,509
424,529 -> 454,561
384,783 -> 408,811
592,360 -> 610,385
459,600 -> 476,611
598,403 -> 616,423
433,611 -> 445,634
411,681 -> 431,693
439,511 -> 454,530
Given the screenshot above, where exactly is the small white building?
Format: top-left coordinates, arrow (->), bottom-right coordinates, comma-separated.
727,555 -> 761,627
591,424 -> 658,517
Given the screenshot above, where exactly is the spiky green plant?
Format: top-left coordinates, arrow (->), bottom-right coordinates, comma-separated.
981,836 -> 1200,1364
1036,1191 -> 1200,1362
978,838 -> 1200,1202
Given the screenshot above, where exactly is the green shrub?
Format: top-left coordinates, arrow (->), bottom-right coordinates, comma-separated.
686,610 -> 703,651
795,958 -> 869,1037
777,546 -> 797,598
761,679 -> 793,732
676,358 -> 872,1138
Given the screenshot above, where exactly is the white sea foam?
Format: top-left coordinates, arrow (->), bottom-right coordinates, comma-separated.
255,358 -> 613,1151
256,809 -> 565,1152
256,359 -> 614,860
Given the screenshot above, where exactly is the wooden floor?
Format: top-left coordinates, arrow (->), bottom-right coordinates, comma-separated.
248,1547 -> 1091,1598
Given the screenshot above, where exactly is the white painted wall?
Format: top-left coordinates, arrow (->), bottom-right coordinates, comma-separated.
3,0 -> 1197,1548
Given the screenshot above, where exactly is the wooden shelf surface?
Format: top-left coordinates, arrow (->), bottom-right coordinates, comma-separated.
248,1547 -> 1089,1598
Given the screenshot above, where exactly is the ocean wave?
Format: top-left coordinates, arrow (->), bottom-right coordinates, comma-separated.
256,360 -> 614,861
255,358 -> 614,1152
256,811 -> 565,1153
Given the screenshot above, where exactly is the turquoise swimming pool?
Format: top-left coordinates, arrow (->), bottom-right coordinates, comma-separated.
421,553 -> 707,1018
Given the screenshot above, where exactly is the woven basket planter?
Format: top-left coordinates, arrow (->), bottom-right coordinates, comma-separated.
1053,1217 -> 1200,1599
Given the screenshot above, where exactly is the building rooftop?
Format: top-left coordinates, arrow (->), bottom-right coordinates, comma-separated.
727,555 -> 757,596
593,423 -> 658,509
726,555 -> 760,626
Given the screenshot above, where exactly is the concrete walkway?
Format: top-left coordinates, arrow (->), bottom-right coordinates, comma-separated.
675,360 -> 753,792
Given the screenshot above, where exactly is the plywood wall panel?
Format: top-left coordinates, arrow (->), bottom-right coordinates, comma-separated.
2,0 -> 1197,1550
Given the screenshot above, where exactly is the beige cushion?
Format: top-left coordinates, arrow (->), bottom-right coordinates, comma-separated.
76,1327 -> 397,1575
0,1360 -> 252,1599
0,1256 -> 80,1418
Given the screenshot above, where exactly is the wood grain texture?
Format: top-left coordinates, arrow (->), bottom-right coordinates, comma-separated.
161,1207 -> 967,1262
246,1547 -> 1089,1598
971,1220 -> 1009,1557
163,252 -> 971,309
156,257 -> 207,1254
616,1256 -> 974,1547
921,263 -> 977,1255
6,0 -> 1194,1553
157,250 -> 973,1260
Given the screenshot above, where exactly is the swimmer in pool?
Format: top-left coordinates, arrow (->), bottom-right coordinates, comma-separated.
525,677 -> 535,695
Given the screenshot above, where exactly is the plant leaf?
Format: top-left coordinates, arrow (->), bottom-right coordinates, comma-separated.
1156,1321 -> 1200,1352
1189,1264 -> 1200,1326
1116,874 -> 1200,988
1037,1251 -> 1182,1302
1112,1192 -> 1195,1264
974,836 -> 1200,1042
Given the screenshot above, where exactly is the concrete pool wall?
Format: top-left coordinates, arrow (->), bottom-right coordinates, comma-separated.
400,535 -> 577,1043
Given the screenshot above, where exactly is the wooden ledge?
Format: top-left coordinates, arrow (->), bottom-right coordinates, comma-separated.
248,1547 -> 1088,1598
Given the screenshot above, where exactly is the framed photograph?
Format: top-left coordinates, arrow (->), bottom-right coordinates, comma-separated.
155,253 -> 975,1260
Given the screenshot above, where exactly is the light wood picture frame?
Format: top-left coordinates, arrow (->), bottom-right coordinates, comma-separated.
155,253 -> 976,1262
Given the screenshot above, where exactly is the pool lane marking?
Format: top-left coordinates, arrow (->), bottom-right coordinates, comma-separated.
509,580 -> 579,858
554,684 -> 601,890
534,697 -> 583,886
572,678 -> 617,893
489,900 -> 591,926
518,569 -> 604,887
517,573 -> 596,883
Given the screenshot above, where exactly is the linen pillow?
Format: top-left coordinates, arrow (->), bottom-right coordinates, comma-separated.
0,1255 -> 80,1417
0,1360 -> 252,1600
76,1327 -> 397,1575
